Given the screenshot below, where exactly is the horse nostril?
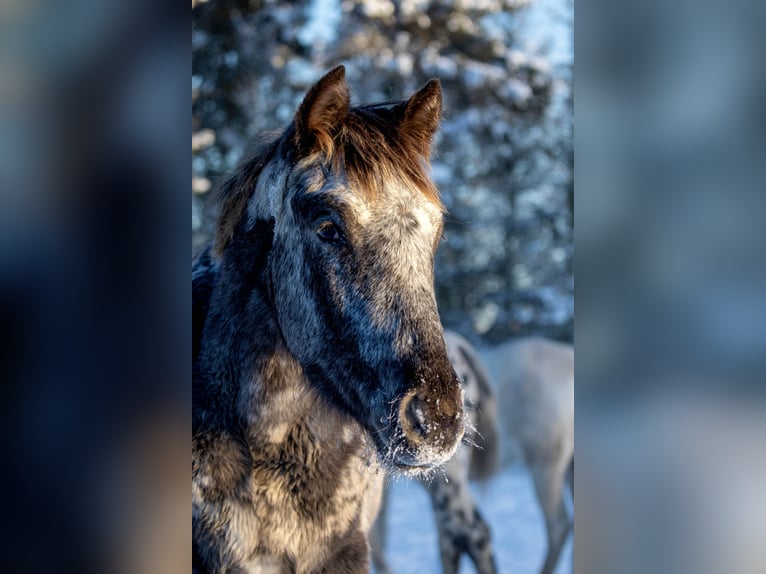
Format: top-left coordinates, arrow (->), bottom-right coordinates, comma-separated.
402,394 -> 429,441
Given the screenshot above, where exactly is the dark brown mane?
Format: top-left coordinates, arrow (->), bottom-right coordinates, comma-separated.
213,134 -> 280,256
214,96 -> 443,257
327,102 -> 443,211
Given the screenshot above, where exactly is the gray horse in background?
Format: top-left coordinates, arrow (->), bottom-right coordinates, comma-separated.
372,335 -> 574,574
482,337 -> 574,574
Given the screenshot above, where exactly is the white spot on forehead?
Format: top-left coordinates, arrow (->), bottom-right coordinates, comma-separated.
343,178 -> 442,233
335,189 -> 372,225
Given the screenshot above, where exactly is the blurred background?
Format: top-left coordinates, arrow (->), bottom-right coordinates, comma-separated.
3,0 -> 763,572
192,0 -> 574,346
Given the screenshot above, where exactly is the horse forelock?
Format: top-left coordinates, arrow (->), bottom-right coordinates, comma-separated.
212,99 -> 444,258
290,103 -> 443,212
326,105 -> 444,211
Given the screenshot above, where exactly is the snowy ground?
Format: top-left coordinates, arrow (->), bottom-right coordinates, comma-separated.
378,464 -> 573,574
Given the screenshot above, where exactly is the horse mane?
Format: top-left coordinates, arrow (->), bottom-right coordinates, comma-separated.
212,133 -> 281,257
326,102 -> 443,210
213,99 -> 444,257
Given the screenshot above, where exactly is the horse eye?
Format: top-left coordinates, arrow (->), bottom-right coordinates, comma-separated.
316,221 -> 342,244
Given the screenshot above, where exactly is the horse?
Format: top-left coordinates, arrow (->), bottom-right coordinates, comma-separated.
371,330 -> 500,574
192,66 -> 466,574
481,337 -> 574,574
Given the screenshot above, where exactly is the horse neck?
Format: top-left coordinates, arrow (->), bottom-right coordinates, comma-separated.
194,224 -> 316,435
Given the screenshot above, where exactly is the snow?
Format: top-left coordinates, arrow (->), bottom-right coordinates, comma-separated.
379,465 -> 573,574
516,0 -> 573,68
360,0 -> 396,19
284,59 -> 320,87
297,0 -> 341,47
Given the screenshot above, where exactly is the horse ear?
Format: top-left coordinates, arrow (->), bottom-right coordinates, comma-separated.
400,79 -> 442,160
294,65 -> 350,157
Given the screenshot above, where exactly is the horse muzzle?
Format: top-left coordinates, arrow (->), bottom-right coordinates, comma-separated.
387,380 -> 465,474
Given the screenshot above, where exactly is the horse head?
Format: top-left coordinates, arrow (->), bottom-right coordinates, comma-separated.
217,66 -> 464,474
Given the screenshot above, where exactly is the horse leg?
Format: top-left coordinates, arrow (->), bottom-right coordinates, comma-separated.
369,484 -> 392,574
566,456 -> 574,574
431,504 -> 496,574
426,452 -> 498,574
427,477 -> 463,574
463,506 -> 498,574
529,457 -> 571,574
566,457 -> 574,500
